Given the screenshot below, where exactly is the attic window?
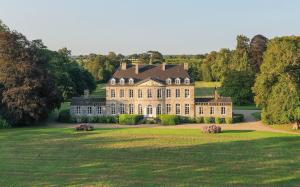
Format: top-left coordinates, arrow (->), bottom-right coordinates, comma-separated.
119,78 -> 125,85
175,78 -> 181,85
111,78 -> 116,85
184,78 -> 190,85
166,78 -> 172,85
129,78 -> 134,85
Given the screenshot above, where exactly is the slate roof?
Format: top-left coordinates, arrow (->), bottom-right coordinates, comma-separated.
71,97 -> 106,106
195,97 -> 232,103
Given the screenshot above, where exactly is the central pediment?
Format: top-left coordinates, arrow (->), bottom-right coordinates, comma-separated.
136,78 -> 164,86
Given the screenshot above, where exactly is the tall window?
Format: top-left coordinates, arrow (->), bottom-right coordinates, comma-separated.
166,104 -> 171,114
138,89 -> 143,98
185,89 -> 190,98
129,104 -> 134,114
120,89 -> 125,98
129,89 -> 134,98
210,107 -> 214,115
138,104 -> 143,115
76,106 -> 81,114
111,89 -> 115,98
199,107 -> 203,115
157,89 -> 162,98
157,104 -> 162,115
176,89 -> 180,98
97,106 -> 102,114
166,89 -> 171,98
147,105 -> 153,115
147,89 -> 152,98
221,107 -> 226,115
111,104 -> 116,115
120,104 -> 125,114
176,104 -> 180,115
87,106 -> 92,115
185,104 -> 190,115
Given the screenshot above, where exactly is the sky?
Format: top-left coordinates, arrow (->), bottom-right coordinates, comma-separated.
0,0 -> 299,55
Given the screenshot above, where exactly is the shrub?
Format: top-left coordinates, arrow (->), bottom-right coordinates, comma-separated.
140,118 -> 158,124
215,117 -> 223,124
195,117 -> 204,123
202,125 -> 222,133
225,117 -> 233,124
158,115 -> 180,125
233,114 -> 244,123
0,117 -> 12,129
57,109 -> 71,123
179,116 -> 195,123
204,117 -> 214,124
119,114 -> 143,125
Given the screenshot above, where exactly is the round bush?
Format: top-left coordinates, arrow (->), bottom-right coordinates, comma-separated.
158,115 -> 180,125
202,125 -> 222,133
215,117 -> 223,124
0,117 -> 12,129
225,117 -> 233,124
204,117 -> 214,124
119,114 -> 143,125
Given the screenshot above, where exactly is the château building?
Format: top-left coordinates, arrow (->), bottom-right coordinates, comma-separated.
70,63 -> 232,119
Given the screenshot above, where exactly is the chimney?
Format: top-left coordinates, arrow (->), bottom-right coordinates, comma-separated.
162,63 -> 166,71
84,89 -> 89,99
183,63 -> 189,70
121,62 -> 127,70
135,64 -> 139,74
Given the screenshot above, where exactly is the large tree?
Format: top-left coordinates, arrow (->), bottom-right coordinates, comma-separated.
0,30 -> 62,125
253,36 -> 300,124
231,35 -> 251,71
249,35 -> 268,72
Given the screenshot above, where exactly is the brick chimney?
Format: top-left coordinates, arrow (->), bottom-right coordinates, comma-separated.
162,63 -> 166,71
121,62 -> 127,70
183,63 -> 189,70
135,64 -> 139,74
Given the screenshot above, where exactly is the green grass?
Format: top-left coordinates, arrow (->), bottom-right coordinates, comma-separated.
195,81 -> 221,88
90,83 -> 106,97
269,124 -> 300,134
234,104 -> 259,110
1,127 -> 300,186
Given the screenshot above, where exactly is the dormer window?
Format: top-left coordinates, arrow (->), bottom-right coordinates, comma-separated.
110,78 -> 116,85
184,78 -> 190,85
129,78 -> 134,85
166,78 -> 172,85
175,78 -> 181,85
119,78 -> 125,85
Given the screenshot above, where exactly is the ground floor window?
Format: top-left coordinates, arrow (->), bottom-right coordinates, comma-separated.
87,106 -> 92,115
221,107 -> 226,115
138,104 -> 143,115
147,105 -> 153,115
129,104 -> 134,114
176,104 -> 180,115
120,104 -> 125,114
166,104 -> 171,114
97,106 -> 102,114
199,107 -> 203,114
210,107 -> 214,115
111,104 -> 116,115
76,106 -> 81,114
185,104 -> 190,115
157,104 -> 162,115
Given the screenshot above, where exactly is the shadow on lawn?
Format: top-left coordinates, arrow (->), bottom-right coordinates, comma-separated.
222,130 -> 255,133
1,129 -> 300,187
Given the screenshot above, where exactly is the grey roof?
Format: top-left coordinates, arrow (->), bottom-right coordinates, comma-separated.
195,97 -> 232,103
70,97 -> 106,106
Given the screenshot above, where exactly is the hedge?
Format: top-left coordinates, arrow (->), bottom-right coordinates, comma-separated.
0,116 -> 12,129
204,117 -> 214,124
158,115 -> 180,125
233,114 -> 244,123
225,117 -> 233,124
215,117 -> 223,124
57,109 -> 73,123
119,114 -> 143,125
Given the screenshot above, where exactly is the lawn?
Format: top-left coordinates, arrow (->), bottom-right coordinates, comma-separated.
1,127 -> 300,186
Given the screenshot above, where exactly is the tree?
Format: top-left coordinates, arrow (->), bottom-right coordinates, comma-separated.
0,31 -> 62,125
220,70 -> 255,105
210,48 -> 232,81
249,35 -> 268,72
231,35 -> 251,71
0,20 -> 8,32
253,36 -> 300,124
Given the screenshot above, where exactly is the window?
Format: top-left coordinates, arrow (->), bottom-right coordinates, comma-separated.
147,105 -> 153,115
97,106 -> 102,114
166,78 -> 172,85
176,104 -> 180,115
129,89 -> 134,98
138,89 -> 143,98
110,78 -> 116,85
185,104 -> 190,115
76,106 -> 81,114
199,107 -> 204,114
166,89 -> 171,98
185,89 -> 190,98
210,107 -> 214,115
157,104 -> 162,115
120,89 -> 125,98
120,104 -> 125,114
157,89 -> 162,98
129,78 -> 134,85
175,78 -> 181,85
221,107 -> 226,115
184,78 -> 190,85
176,89 -> 180,98
166,104 -> 171,114
129,104 -> 134,114
119,78 -> 125,85
147,89 -> 152,98
111,89 -> 115,98
87,106 -> 92,115
138,104 -> 143,115
111,104 -> 116,115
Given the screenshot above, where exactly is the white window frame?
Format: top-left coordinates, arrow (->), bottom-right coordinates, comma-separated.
176,104 -> 180,115
129,89 -> 134,98
185,104 -> 190,115
119,78 -> 125,85
138,104 -> 143,115
147,89 -> 152,98
147,105 -> 153,115
97,106 -> 102,115
199,107 -> 204,115
157,104 -> 162,115
120,104 -> 125,114
76,106 -> 81,115
120,89 -> 125,98
166,78 -> 172,85
176,89 -> 180,98
110,78 -> 116,85
184,78 -> 190,85
221,107 -> 226,115
166,104 -> 171,114
138,89 -> 143,98
129,104 -> 134,114
157,89 -> 162,99
111,89 -> 116,98
111,104 -> 116,115
185,89 -> 190,98
129,78 -> 134,85
166,89 -> 171,98
210,107 -> 214,115
175,78 -> 181,85
87,106 -> 92,115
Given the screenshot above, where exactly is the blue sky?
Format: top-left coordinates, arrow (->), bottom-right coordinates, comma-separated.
0,0 -> 299,55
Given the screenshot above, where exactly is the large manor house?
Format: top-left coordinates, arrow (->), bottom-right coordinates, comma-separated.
70,63 -> 232,119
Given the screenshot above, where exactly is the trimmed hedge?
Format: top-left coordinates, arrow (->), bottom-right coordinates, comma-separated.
119,114 -> 143,125
0,116 -> 12,129
158,115 -> 180,125
89,116 -> 119,123
233,114 -> 244,123
195,117 -> 204,123
225,117 -> 233,124
215,117 -> 223,124
179,116 -> 195,123
204,117 -> 214,124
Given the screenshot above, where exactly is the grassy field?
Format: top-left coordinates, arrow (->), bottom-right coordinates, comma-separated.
234,104 -> 259,110
1,127 -> 300,186
90,83 -> 106,97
